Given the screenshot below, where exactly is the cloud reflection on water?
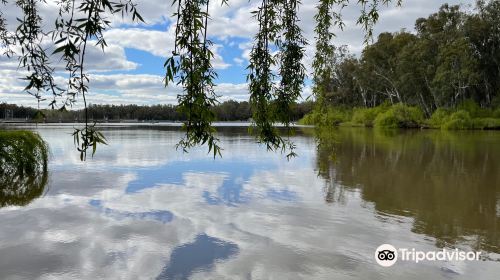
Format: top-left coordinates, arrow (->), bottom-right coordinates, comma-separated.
0,126 -> 499,279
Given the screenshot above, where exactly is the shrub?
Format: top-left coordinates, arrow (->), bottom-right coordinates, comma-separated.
0,130 -> 48,174
428,108 -> 452,128
298,112 -> 319,125
374,103 -> 424,128
442,110 -> 472,130
352,107 -> 382,127
457,100 -> 481,117
471,118 -> 500,130
0,130 -> 49,207
492,108 -> 500,118
457,99 -> 494,118
324,107 -> 351,125
299,107 -> 351,126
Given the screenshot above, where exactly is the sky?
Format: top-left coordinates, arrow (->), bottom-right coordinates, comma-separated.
0,0 -> 474,108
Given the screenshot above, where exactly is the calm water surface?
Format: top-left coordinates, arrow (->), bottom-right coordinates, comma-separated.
0,125 -> 499,279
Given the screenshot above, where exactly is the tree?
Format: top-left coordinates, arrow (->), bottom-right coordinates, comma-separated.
432,37 -> 480,107
307,1 -> 500,119
0,0 -> 401,159
464,0 -> 500,106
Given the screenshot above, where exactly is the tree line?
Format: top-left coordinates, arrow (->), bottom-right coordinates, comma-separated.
316,1 -> 500,117
0,101 -> 313,123
1,0 -> 400,158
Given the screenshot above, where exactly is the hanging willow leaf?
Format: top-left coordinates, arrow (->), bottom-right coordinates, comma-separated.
275,0 -> 307,128
3,0 -> 403,160
247,0 -> 308,158
165,0 -> 222,158
50,0 -> 144,160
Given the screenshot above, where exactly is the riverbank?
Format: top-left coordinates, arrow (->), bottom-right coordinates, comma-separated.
299,102 -> 500,130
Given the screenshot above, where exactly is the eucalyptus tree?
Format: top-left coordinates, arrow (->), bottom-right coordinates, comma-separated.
0,0 -> 401,160
312,0 -> 402,110
464,0 -> 500,106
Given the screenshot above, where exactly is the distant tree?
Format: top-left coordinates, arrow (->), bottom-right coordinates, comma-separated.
0,0 -> 401,159
309,1 -> 500,117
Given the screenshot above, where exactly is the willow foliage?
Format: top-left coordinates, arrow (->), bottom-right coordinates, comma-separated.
0,0 -> 401,159
0,130 -> 49,207
0,0 -> 142,160
0,130 -> 48,174
164,0 -> 223,157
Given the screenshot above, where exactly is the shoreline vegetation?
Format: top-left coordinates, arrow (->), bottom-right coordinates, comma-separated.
0,101 -> 313,124
299,101 -> 500,130
0,131 -> 49,208
305,3 -> 500,131
0,130 -> 48,174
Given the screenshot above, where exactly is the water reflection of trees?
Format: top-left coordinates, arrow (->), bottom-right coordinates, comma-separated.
314,128 -> 500,254
0,131 -> 49,207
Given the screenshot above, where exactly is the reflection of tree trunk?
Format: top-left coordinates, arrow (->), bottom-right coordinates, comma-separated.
324,179 -> 335,203
315,128 -> 500,254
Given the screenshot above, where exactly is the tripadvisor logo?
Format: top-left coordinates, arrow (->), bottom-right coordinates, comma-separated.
375,244 -> 398,267
375,244 -> 481,267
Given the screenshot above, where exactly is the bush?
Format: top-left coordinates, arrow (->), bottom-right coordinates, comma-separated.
324,107 -> 351,125
457,100 -> 481,117
492,108 -> 500,118
300,100 -> 500,130
442,110 -> 472,130
298,112 -> 319,125
0,130 -> 48,174
374,103 -> 424,128
352,107 -> 384,127
428,108 -> 452,128
0,130 -> 49,207
471,118 -> 500,130
457,99 -> 495,118
299,107 -> 351,126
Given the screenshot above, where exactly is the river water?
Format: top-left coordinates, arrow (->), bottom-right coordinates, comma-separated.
0,125 -> 499,279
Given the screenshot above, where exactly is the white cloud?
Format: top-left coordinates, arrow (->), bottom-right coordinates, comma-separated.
0,0 -> 475,107
233,57 -> 244,66
85,43 -> 139,72
103,27 -> 230,69
104,28 -> 175,57
2,129 -> 497,279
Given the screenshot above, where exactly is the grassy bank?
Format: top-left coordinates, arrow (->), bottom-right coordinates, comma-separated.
299,101 -> 500,130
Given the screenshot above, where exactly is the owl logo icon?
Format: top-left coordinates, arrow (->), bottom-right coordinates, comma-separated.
375,244 -> 398,267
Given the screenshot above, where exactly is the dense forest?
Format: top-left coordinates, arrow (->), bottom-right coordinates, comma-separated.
305,1 -> 500,129
0,101 -> 313,123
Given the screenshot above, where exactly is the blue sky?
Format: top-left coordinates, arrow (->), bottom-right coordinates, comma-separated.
0,0 -> 473,107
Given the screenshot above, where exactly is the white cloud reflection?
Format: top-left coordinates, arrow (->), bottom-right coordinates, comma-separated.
0,127 -> 498,279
